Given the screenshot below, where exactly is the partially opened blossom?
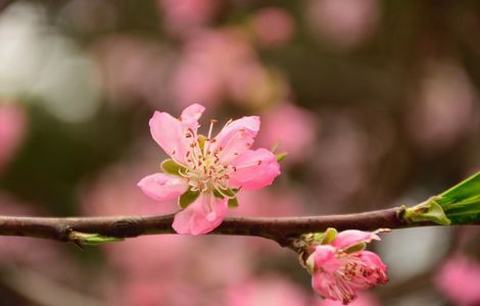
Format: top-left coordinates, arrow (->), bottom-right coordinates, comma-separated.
138,103 -> 281,235
303,229 -> 388,305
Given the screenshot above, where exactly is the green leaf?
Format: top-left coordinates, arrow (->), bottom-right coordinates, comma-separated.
441,199 -> 480,224
427,171 -> 480,224
69,232 -> 123,245
228,197 -> 239,208
403,199 -> 451,225
161,159 -> 186,176
178,189 -> 200,209
437,172 -> 480,206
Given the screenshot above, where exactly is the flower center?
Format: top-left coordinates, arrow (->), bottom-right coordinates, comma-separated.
179,120 -> 235,197
337,253 -> 387,285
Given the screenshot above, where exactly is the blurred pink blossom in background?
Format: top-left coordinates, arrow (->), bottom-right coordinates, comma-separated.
312,116 -> 369,210
227,276 -> 308,306
258,102 -> 317,163
408,61 -> 478,152
435,255 -> 480,306
93,36 -> 169,107
305,0 -> 379,48
0,103 -> 27,174
171,28 -> 287,108
250,7 -> 295,48
0,192 -> 73,281
157,0 -> 220,37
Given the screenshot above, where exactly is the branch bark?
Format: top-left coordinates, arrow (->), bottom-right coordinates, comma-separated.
0,206 -> 433,246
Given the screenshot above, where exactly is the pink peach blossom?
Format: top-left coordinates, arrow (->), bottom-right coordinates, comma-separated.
171,28 -> 286,108
306,230 -> 388,305
306,0 -> 379,48
258,102 -> 317,163
138,103 -> 281,235
251,7 -> 295,48
435,255 -> 480,306
0,103 -> 27,174
408,61 -> 477,152
93,35 -> 169,107
157,0 -> 219,36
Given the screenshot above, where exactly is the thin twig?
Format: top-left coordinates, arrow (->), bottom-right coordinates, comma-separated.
0,206 -> 435,246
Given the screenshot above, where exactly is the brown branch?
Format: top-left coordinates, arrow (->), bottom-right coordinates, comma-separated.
0,206 -> 436,246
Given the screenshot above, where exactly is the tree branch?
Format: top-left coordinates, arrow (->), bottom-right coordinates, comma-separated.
0,206 -> 442,246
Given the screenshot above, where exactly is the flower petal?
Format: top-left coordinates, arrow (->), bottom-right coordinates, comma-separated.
149,111 -> 189,164
357,251 -> 388,284
313,245 -> 337,267
180,103 -> 205,129
332,230 -> 380,250
311,245 -> 349,302
228,148 -> 281,190
213,116 -> 260,163
172,194 -> 228,235
137,173 -> 188,202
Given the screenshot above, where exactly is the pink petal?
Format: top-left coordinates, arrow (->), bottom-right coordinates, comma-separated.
137,173 -> 188,202
312,272 -> 337,302
332,230 -> 380,249
313,245 -> 343,275
228,148 -> 281,190
212,116 -> 260,163
149,111 -> 189,164
357,251 -> 388,283
180,103 -> 205,129
313,245 -> 337,266
311,246 -> 350,301
172,193 -> 228,235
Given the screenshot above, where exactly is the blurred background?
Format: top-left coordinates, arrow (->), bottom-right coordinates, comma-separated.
0,0 -> 479,305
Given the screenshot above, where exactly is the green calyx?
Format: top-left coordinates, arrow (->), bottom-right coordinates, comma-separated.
161,159 -> 186,176
404,171 -> 480,225
403,198 -> 451,225
228,197 -> 239,208
213,188 -> 239,209
178,189 -> 200,209
297,228 -> 338,249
